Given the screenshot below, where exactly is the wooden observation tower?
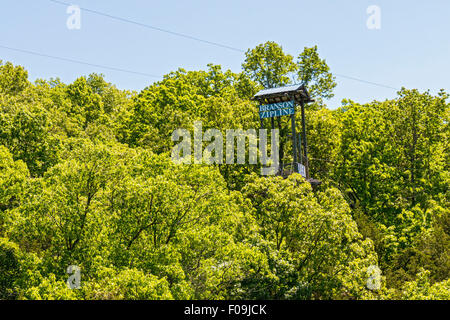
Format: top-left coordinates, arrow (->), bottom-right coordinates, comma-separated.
252,84 -> 321,187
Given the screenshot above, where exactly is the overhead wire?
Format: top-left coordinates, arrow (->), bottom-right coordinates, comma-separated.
1,0 -> 401,91
48,0 -> 245,53
0,44 -> 161,78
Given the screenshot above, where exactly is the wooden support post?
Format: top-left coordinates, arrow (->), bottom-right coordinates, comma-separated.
300,100 -> 310,179
298,132 -> 303,165
291,112 -> 298,173
277,116 -> 284,173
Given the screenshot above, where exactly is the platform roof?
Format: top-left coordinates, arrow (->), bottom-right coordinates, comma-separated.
252,84 -> 314,104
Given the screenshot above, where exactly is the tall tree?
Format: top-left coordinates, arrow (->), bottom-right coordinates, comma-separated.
242,41 -> 296,88
297,46 -> 337,100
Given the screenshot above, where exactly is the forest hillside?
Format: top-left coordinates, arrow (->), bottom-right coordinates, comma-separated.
0,42 -> 448,300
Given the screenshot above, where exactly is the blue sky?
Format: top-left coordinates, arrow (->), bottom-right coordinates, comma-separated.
1,0 -> 449,108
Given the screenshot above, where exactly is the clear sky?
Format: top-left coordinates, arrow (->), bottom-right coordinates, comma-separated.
1,0 -> 449,108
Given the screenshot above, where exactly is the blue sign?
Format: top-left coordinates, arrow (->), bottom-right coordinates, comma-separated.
259,107 -> 295,119
259,100 -> 295,119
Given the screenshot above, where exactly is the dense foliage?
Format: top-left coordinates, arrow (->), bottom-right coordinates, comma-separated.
0,42 -> 448,300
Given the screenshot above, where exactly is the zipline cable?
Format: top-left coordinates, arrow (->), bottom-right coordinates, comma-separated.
0,44 -> 161,78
